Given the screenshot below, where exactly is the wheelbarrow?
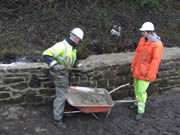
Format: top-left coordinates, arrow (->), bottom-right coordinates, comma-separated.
64,83 -> 138,119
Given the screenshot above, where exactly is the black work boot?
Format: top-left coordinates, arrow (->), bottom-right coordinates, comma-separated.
136,113 -> 143,121
54,120 -> 67,129
128,104 -> 137,110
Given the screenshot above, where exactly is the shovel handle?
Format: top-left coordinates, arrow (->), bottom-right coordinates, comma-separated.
108,83 -> 130,94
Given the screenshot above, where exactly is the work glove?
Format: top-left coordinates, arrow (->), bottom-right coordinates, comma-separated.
68,63 -> 83,72
51,64 -> 65,72
77,63 -> 84,69
131,68 -> 134,73
145,77 -> 151,82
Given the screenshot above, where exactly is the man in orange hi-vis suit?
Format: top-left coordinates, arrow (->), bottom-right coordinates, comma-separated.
130,22 -> 163,120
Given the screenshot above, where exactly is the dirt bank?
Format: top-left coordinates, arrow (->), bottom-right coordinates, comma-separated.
0,87 -> 179,135
0,0 -> 179,63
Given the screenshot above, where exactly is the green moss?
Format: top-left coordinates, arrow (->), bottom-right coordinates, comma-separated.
165,24 -> 178,29
112,48 -> 118,53
0,35 -> 34,56
77,40 -> 89,59
0,0 -> 178,62
160,23 -> 180,41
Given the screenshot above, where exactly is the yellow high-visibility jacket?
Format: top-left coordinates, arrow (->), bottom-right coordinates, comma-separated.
43,39 -> 77,68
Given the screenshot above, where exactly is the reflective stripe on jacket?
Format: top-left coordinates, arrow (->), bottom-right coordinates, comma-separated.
43,40 -> 77,68
131,37 -> 163,82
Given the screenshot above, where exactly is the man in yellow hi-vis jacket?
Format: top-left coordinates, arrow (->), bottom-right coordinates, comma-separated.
42,28 -> 84,129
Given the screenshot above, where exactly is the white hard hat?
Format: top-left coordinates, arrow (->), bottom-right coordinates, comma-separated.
71,27 -> 84,40
139,22 -> 155,31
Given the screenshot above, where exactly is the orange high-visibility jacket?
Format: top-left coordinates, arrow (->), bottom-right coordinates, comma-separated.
131,37 -> 163,82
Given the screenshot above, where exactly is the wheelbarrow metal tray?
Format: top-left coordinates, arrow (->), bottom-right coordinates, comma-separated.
67,86 -> 114,113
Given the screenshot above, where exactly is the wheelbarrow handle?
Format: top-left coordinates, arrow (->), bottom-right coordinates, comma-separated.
108,83 -> 130,94
114,99 -> 139,103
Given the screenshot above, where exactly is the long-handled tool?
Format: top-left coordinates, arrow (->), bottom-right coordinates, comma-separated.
108,83 -> 130,94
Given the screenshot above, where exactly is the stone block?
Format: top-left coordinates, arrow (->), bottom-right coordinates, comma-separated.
0,92 -> 10,98
168,79 -> 180,85
116,64 -> 131,76
24,95 -> 43,104
78,80 -> 96,87
109,79 -> 128,88
24,89 -> 37,96
159,79 -> 169,87
176,62 -> 180,68
41,68 -> 50,74
19,69 -> 30,72
159,63 -> 175,71
168,70 -> 178,76
172,58 -> 180,61
70,82 -> 80,86
37,73 -> 49,78
0,99 -> 14,105
29,74 -> 41,88
29,70 -> 42,74
13,96 -> 25,104
177,69 -> 180,75
74,72 -> 83,76
43,96 -> 54,105
4,73 -> 29,78
161,59 -> 171,64
89,72 -> 103,80
39,89 -> 55,96
80,76 -> 88,81
109,79 -> 116,87
157,70 -> 176,78
70,76 -> 79,84
7,68 -> 19,73
0,85 -> 10,91
110,65 -> 118,71
10,82 -> 28,90
97,79 -> 108,88
39,77 -> 50,82
0,68 -> 6,72
114,76 -> 126,85
103,70 -> 115,79
3,78 -> 24,84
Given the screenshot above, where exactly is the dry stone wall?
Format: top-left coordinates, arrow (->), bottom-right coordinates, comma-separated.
0,47 -> 180,105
